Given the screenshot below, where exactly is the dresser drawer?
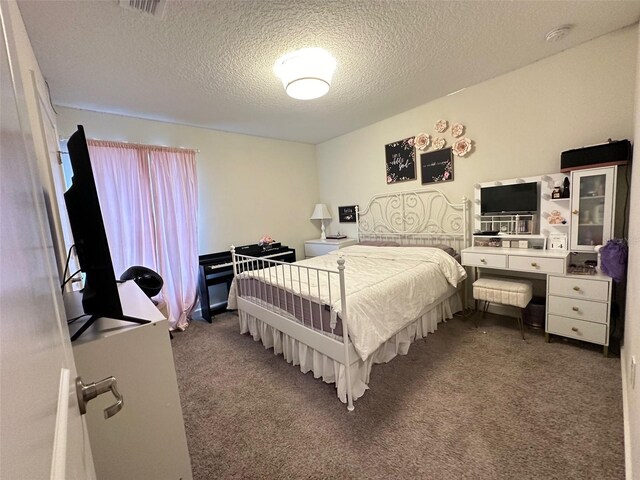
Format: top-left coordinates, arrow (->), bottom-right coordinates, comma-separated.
548,276 -> 609,302
461,252 -> 506,268
547,295 -> 608,324
508,255 -> 564,274
547,314 -> 607,345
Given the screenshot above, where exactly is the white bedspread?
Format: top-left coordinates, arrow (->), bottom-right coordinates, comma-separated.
228,245 -> 466,361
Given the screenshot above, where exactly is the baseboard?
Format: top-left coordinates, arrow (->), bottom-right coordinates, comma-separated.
621,345 -> 632,480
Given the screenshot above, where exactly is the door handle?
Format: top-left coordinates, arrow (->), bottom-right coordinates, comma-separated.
76,376 -> 124,419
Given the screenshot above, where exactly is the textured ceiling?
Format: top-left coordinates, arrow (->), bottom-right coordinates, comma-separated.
17,0 -> 640,144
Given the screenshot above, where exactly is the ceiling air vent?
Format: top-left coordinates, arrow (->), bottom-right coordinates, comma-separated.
119,0 -> 166,18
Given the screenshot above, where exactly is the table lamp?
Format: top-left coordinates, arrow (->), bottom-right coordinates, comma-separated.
310,203 -> 332,240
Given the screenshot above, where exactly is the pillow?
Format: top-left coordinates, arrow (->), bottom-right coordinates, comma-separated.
432,244 -> 457,257
399,243 -> 457,256
358,240 -> 401,247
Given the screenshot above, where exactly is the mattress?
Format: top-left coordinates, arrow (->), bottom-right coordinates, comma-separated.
228,245 -> 467,361
234,277 -> 342,336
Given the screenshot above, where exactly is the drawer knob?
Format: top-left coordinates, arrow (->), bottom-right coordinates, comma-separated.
572,306 -> 579,312
480,258 -> 486,263
531,262 -> 538,267
573,286 -> 580,291
571,327 -> 579,332
572,209 -> 579,215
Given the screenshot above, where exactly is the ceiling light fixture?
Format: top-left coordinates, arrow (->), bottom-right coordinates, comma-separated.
545,25 -> 572,42
273,48 -> 336,100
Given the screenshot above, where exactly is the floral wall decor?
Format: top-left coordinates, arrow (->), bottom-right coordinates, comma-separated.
414,119 -> 474,158
435,119 -> 448,133
452,137 -> 472,157
415,132 -> 430,151
451,123 -> 465,137
385,136 -> 416,184
433,137 -> 446,150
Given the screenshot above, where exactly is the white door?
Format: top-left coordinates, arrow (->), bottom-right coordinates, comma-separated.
0,4 -> 96,479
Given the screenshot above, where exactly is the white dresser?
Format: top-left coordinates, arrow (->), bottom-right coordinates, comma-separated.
304,238 -> 357,258
546,272 -> 612,355
461,246 -> 612,355
66,282 -> 192,480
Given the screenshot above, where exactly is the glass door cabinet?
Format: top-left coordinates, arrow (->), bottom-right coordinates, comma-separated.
569,166 -> 616,251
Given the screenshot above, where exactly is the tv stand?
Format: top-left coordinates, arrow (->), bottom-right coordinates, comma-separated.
70,314 -> 150,342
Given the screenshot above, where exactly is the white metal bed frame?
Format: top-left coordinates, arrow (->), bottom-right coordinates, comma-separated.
231,188 -> 468,411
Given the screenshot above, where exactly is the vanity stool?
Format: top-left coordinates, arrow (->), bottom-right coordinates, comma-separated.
472,277 -> 533,340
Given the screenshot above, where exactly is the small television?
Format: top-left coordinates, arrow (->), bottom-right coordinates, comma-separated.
64,125 -> 147,340
480,182 -> 538,215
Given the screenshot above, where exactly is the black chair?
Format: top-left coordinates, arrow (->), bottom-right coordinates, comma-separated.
120,266 -> 173,339
120,266 -> 163,298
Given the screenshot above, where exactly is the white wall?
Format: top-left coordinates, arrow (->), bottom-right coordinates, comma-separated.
622,26 -> 640,480
316,26 -> 637,238
55,108 -> 319,257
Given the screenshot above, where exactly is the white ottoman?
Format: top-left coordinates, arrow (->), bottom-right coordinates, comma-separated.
473,276 -> 533,339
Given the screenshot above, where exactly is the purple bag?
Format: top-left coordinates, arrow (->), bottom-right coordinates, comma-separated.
600,239 -> 628,283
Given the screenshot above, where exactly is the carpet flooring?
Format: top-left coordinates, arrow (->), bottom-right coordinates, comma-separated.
171,312 -> 625,480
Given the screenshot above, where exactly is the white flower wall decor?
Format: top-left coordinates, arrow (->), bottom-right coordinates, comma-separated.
435,119 -> 448,133
452,137 -> 473,157
433,137 -> 446,150
451,123 -> 465,138
414,132 -> 430,151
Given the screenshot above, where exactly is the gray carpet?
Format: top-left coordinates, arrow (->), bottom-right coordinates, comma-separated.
171,312 -> 624,480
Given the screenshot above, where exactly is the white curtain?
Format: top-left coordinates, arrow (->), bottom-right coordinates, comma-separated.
86,142 -> 156,277
87,140 -> 198,330
148,148 -> 198,330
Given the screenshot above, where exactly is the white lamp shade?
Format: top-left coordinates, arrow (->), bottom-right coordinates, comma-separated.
274,48 -> 336,100
310,203 -> 332,220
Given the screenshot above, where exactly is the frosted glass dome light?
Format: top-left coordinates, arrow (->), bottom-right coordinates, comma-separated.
273,48 -> 337,100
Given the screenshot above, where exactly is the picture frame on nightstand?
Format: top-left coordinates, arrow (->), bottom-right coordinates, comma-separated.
548,233 -> 568,250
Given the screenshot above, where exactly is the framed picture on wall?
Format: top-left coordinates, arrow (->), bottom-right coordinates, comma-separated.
338,205 -> 358,223
420,147 -> 454,184
385,136 -> 416,184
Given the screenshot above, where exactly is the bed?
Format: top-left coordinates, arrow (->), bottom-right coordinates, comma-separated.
227,188 -> 469,410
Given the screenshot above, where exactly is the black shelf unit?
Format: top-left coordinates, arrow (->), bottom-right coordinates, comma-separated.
197,244 -> 296,322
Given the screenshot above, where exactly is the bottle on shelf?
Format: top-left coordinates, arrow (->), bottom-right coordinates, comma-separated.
562,177 -> 570,198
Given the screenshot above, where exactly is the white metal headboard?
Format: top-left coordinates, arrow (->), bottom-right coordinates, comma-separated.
356,188 -> 469,252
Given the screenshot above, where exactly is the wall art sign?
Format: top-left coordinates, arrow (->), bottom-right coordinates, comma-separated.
338,205 -> 358,223
385,136 -> 416,184
420,147 -> 454,184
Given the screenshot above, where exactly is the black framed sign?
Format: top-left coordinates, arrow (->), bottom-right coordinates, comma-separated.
420,147 -> 454,184
338,205 -> 358,223
385,136 -> 416,184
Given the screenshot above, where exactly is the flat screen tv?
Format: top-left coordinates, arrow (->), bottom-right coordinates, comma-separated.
64,125 -> 147,340
480,182 -> 538,215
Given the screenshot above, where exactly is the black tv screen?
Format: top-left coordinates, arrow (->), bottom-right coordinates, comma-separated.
480,182 -> 538,215
64,125 -> 123,320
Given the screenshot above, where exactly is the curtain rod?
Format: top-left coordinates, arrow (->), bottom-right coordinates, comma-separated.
58,137 -> 200,153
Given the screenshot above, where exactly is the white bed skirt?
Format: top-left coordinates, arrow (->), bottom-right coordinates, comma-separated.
238,292 -> 461,404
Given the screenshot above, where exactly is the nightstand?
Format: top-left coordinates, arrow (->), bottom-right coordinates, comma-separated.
304,238 -> 357,258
